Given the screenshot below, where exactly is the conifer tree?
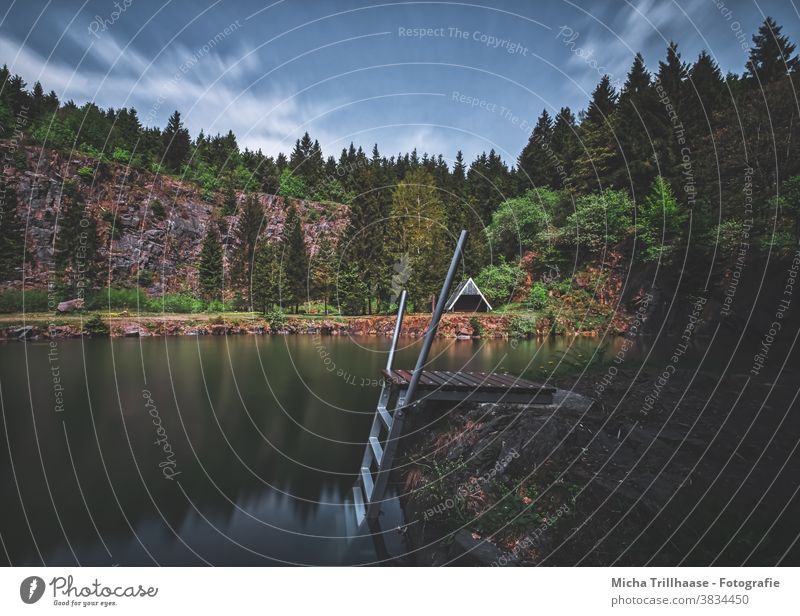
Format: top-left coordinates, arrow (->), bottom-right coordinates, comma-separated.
550,107 -> 579,188
198,223 -> 224,300
281,205 -> 309,313
575,76 -> 619,192
234,196 -> 263,285
311,234 -> 337,315
162,110 -> 191,172
614,53 -> 660,196
637,175 -> 687,262
518,110 -> 554,190
745,17 -> 799,84
251,239 -> 283,313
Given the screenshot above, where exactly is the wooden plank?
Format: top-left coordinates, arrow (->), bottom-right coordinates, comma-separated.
448,371 -> 484,389
486,372 -> 525,388
437,371 -> 502,391
421,371 -> 451,387
471,372 -> 510,389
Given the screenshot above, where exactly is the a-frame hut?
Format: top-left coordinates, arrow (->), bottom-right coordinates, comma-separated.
445,277 -> 492,312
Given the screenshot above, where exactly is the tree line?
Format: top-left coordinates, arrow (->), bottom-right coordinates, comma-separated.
1,17 -> 799,314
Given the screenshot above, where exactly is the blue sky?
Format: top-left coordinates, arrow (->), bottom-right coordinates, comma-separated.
1,0 -> 797,165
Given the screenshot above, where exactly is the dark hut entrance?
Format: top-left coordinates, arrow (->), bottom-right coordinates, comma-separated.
445,277 -> 492,312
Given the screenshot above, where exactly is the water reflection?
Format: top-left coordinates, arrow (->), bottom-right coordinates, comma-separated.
0,334 -> 618,565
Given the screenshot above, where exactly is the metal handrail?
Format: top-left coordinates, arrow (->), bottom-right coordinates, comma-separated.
400,229 -> 467,411
385,290 -> 407,372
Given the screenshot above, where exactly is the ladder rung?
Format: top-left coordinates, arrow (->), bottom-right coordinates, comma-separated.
377,406 -> 392,429
352,486 -> 365,523
361,467 -> 374,500
369,436 -> 383,466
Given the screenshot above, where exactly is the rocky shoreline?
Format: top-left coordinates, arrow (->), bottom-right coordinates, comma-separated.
0,312 -> 627,341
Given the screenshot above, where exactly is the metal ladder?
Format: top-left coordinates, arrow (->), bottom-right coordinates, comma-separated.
352,290 -> 408,523
352,230 -> 467,524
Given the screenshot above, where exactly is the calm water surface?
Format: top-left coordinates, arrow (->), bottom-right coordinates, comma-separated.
0,334 -> 619,565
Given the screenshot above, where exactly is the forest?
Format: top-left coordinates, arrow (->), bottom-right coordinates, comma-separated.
0,17 -> 798,322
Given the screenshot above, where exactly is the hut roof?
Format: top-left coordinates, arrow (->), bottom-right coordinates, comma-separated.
445,277 -> 493,311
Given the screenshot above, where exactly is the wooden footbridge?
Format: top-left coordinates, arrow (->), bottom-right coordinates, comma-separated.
351,230 -> 554,527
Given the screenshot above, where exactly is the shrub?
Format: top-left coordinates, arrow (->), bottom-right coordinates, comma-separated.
278,168 -> 307,199
469,316 -> 483,336
77,166 -> 94,182
526,281 -> 549,310
509,315 -> 537,339
85,287 -> 147,311
474,258 -> 526,306
565,189 -> 632,254
149,293 -> 204,313
0,289 -> 50,313
486,189 -> 554,260
84,314 -> 109,336
112,147 -> 131,163
266,308 -> 287,332
206,299 -> 227,312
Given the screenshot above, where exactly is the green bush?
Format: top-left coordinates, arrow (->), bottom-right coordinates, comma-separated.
278,168 -> 307,199
266,308 -> 287,332
526,282 -> 549,310
85,287 -> 147,311
206,299 -> 227,312
486,189 -> 554,260
565,189 -> 633,253
0,289 -> 51,313
474,258 -> 526,306
77,166 -> 94,182
112,147 -> 131,163
84,314 -> 109,336
150,293 -> 204,313
509,315 -> 537,339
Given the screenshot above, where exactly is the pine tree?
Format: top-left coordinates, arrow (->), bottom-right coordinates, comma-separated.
688,50 -> 725,117
198,223 -> 224,300
585,75 -> 618,125
311,234 -> 337,315
575,76 -> 619,192
281,205 -> 309,312
233,196 -> 263,285
222,178 -> 237,215
550,107 -> 579,188
518,109 -> 554,190
614,53 -> 659,196
335,263 -> 369,315
251,239 -> 283,313
637,175 -> 686,262
162,110 -> 191,172
745,17 -> 799,84
656,43 -> 688,110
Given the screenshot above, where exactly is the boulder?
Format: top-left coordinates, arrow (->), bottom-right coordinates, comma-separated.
57,298 -> 85,312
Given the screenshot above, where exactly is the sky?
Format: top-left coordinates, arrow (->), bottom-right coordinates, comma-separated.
1,0 -> 798,165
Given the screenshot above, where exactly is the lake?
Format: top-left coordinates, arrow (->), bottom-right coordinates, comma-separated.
0,333 -> 621,565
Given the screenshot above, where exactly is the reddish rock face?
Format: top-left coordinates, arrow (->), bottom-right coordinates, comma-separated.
5,146 -> 349,295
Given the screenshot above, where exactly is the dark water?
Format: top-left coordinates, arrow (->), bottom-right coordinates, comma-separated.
0,334 -> 617,566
